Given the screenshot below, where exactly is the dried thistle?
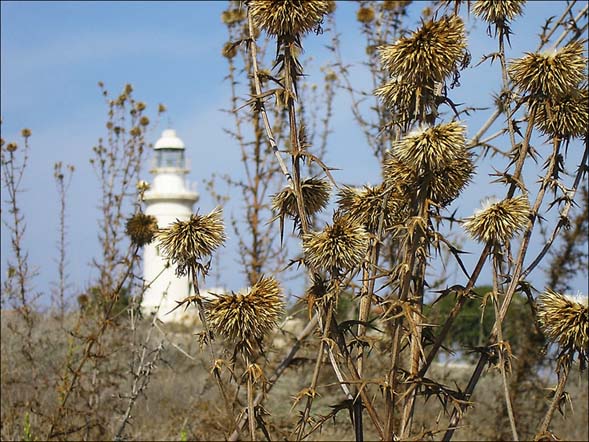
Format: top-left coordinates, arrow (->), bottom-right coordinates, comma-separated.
222,41 -> 238,59
382,1 -> 411,12
336,184 -> 407,232
426,153 -> 475,206
463,195 -> 531,244
508,41 -> 587,98
472,0 -> 525,24
302,215 -> 369,273
374,78 -> 436,125
537,290 -> 588,368
357,6 -> 375,24
272,178 -> 330,220
383,153 -> 416,192
157,207 -> 227,276
249,0 -> 331,37
221,8 -> 246,25
529,84 -> 589,140
207,276 -> 284,355
125,213 -> 158,247
378,15 -> 467,85
393,122 -> 467,172
271,178 -> 330,240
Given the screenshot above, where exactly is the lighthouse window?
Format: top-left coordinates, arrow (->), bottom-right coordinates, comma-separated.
156,149 -> 184,168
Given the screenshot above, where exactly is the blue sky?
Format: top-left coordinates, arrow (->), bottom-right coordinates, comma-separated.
1,1 -> 587,307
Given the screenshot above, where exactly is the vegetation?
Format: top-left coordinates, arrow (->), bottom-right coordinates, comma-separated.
2,1 -> 588,441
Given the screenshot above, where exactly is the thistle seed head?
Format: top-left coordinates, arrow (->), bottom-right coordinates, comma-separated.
425,153 -> 475,206
157,207 -> 226,276
207,276 -> 284,355
472,0 -> 525,23
249,0 -> 332,37
125,213 -> 158,247
374,79 -> 436,125
530,84 -> 589,140
272,178 -> 331,220
302,215 -> 369,273
537,290 -> 588,367
357,6 -> 375,24
463,195 -> 530,244
383,154 -> 416,192
336,184 -> 407,232
393,122 -> 467,172
378,15 -> 467,85
382,1 -> 411,12
508,41 -> 587,98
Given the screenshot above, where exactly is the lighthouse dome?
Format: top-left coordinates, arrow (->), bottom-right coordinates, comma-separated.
155,129 -> 185,150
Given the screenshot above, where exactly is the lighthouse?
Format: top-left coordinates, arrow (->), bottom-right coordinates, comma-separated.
142,129 -> 199,322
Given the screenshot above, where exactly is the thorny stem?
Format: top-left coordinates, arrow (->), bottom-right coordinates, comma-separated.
246,11 -> 293,188
246,358 -> 256,442
296,297 -> 335,441
190,274 -> 236,436
492,255 -> 519,441
523,142 -> 589,278
400,199 -> 431,439
552,3 -> 588,49
354,189 -> 391,440
383,213 -> 422,441
536,362 -> 571,437
228,315 -> 319,441
444,136 -> 563,441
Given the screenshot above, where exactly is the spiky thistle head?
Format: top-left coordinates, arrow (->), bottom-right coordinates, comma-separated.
425,153 -> 475,206
383,153 -> 416,192
508,41 -> 587,98
336,184 -> 407,232
272,178 -> 331,220
393,122 -> 467,172
529,84 -> 589,140
357,6 -> 375,24
374,78 -> 437,125
378,15 -> 467,86
302,214 -> 369,274
249,0 -> 332,37
157,207 -> 226,277
472,0 -> 525,24
537,290 -> 588,369
463,195 -> 530,244
125,213 -> 158,247
207,276 -> 283,355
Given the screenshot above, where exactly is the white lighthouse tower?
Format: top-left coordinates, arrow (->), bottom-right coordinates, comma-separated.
142,129 -> 199,322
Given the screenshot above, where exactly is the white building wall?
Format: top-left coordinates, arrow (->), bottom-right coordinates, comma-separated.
141,129 -> 200,323
142,199 -> 195,322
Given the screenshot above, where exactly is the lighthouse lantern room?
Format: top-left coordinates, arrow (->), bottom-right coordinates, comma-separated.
142,129 -> 198,322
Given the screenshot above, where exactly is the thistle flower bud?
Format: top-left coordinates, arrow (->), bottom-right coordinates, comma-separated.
472,0 -> 525,24
463,195 -> 530,244
393,122 -> 467,172
207,276 -> 284,355
374,79 -> 436,125
125,213 -> 158,247
249,0 -> 331,37
336,184 -> 407,232
357,6 -> 375,24
426,154 -> 475,206
529,84 -> 589,140
157,207 -> 226,276
537,290 -> 588,367
302,215 -> 369,273
272,178 -> 330,221
508,41 -> 587,98
378,15 -> 467,86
